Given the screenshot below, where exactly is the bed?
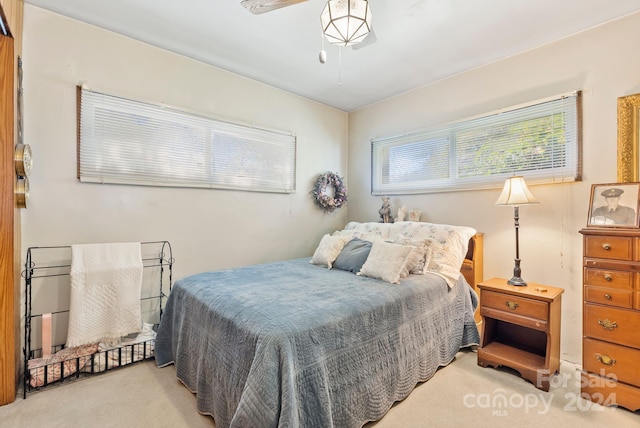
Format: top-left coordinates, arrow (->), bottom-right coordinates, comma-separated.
155,221 -> 483,427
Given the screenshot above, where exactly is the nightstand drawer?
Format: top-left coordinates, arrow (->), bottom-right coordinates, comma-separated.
481,290 -> 547,321
584,268 -> 634,289
584,338 -> 640,387
584,304 -> 640,348
584,286 -> 633,309
584,236 -> 633,260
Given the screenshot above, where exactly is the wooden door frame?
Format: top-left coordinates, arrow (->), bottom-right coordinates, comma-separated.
0,33 -> 16,405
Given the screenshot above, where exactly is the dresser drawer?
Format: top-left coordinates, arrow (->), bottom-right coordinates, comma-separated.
584,338 -> 640,387
584,286 -> 634,309
581,372 -> 640,411
482,290 -> 547,321
584,268 -> 634,289
584,235 -> 633,260
584,304 -> 640,348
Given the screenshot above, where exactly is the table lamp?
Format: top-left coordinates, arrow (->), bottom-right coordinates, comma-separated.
495,176 -> 540,286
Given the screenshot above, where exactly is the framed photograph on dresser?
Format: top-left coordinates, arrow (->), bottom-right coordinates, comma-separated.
587,182 -> 640,228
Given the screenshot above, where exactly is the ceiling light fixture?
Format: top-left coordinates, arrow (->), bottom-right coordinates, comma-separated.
320,0 -> 372,47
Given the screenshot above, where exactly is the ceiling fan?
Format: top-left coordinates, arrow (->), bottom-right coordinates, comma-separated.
240,0 -> 376,50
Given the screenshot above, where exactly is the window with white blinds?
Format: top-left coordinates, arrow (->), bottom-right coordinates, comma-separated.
77,87 -> 297,193
371,91 -> 581,195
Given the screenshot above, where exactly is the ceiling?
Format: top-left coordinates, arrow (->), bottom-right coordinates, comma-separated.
23,0 -> 640,112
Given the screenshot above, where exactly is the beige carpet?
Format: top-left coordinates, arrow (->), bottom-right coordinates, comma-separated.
1,349 -> 637,427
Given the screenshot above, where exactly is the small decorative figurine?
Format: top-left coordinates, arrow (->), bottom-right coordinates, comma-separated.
409,210 -> 421,222
378,196 -> 393,223
394,206 -> 407,222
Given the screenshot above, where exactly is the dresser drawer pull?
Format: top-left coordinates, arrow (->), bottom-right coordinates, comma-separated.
505,301 -> 519,310
604,293 -> 612,300
597,319 -> 618,330
594,353 -> 616,366
603,274 -> 612,282
602,243 -> 612,251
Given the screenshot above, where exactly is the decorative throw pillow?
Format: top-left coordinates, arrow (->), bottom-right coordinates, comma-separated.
358,239 -> 414,284
391,222 -> 476,287
393,237 -> 433,275
332,238 -> 373,273
309,234 -> 352,269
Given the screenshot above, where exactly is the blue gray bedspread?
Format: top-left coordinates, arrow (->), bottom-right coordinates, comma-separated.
155,257 -> 479,427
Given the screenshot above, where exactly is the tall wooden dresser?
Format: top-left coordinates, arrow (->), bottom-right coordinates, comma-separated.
580,228 -> 640,411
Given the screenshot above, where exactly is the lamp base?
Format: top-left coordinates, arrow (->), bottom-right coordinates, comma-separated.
507,276 -> 527,287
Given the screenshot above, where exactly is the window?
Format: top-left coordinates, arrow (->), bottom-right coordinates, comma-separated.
371,92 -> 581,195
78,87 -> 296,193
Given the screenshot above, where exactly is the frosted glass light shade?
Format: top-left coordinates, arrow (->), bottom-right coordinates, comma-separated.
321,0 -> 372,47
496,176 -> 540,206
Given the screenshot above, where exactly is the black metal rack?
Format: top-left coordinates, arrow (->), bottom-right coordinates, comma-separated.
22,241 -> 173,398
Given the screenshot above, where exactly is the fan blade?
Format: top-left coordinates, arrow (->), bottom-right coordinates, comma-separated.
352,27 -> 377,50
241,0 -> 309,14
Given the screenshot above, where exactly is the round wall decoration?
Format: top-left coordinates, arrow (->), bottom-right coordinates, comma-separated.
312,171 -> 347,212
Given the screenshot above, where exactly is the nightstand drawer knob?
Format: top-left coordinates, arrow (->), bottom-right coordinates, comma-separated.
604,293 -> 612,300
594,353 -> 616,366
602,243 -> 612,251
598,318 -> 618,330
603,274 -> 612,282
505,301 -> 519,310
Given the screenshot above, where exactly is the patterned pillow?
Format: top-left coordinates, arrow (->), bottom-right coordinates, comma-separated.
390,222 -> 476,287
357,239 -> 414,284
393,236 -> 433,275
343,221 -> 392,240
332,229 -> 379,242
309,234 -> 352,269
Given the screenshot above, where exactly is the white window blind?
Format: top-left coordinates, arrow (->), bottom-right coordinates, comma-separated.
372,91 -> 581,195
78,87 -> 296,193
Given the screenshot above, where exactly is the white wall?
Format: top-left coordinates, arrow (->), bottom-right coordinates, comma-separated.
347,12 -> 640,363
21,5 -> 348,281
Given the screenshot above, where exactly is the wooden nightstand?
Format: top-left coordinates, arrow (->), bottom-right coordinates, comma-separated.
477,277 -> 564,391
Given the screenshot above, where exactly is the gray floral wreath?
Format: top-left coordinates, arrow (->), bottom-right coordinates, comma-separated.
312,172 -> 347,212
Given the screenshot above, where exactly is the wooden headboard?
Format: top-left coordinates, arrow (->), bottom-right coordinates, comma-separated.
461,232 -> 484,292
461,232 -> 484,324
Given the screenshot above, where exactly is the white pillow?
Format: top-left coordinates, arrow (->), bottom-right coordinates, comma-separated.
390,222 -> 476,287
358,239 -> 414,284
310,234 -> 352,269
342,221 -> 392,240
393,236 -> 433,275
332,229 -> 379,242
